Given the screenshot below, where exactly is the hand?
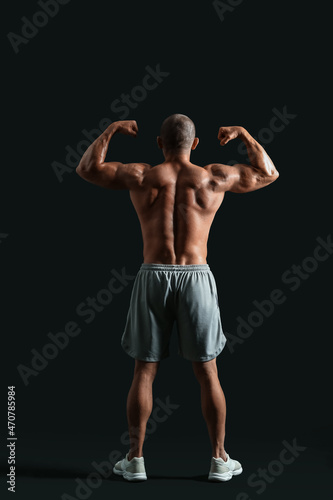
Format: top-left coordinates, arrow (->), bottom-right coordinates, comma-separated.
217,126 -> 243,146
115,120 -> 138,137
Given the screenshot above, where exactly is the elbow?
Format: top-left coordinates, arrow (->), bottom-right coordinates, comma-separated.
266,169 -> 279,183
76,161 -> 101,178
75,164 -> 83,176
75,160 -> 87,177
253,170 -> 279,190
266,170 -> 279,187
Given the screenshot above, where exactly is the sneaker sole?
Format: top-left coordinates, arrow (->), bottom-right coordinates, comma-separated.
113,467 -> 147,481
232,467 -> 243,476
208,472 -> 233,482
208,467 -> 243,481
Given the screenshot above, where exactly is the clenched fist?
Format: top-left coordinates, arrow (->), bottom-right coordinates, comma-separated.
115,120 -> 139,137
217,126 -> 244,146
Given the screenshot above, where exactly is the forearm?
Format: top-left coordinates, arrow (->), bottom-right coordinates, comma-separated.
76,122 -> 119,173
239,128 -> 279,178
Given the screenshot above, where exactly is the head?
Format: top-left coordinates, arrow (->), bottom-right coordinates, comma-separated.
157,114 -> 199,159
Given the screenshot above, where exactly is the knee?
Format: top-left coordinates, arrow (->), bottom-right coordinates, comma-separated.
192,359 -> 217,384
134,360 -> 160,381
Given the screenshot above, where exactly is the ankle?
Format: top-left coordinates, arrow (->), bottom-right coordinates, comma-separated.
213,451 -> 227,462
128,451 -> 143,461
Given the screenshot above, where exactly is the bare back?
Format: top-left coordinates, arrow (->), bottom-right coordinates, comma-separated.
76,121 -> 279,262
129,161 -> 224,265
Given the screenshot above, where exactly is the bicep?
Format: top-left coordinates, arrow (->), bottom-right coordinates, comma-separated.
76,162 -> 150,190
206,163 -> 271,194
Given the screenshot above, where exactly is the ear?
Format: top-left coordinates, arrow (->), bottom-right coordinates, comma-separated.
191,137 -> 199,150
157,136 -> 163,149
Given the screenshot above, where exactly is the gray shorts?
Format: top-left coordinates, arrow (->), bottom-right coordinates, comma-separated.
121,263 -> 226,362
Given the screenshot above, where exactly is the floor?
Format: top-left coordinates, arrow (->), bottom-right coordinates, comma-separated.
1,434 -> 332,500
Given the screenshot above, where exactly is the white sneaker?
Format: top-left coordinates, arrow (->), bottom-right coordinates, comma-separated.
208,453 -> 243,482
113,452 -> 147,481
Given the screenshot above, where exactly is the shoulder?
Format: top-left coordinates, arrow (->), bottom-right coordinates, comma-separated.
125,162 -> 152,172
202,163 -> 234,192
203,163 -> 229,180
124,162 -> 152,180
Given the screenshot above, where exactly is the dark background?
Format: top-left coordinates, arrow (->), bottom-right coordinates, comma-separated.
1,0 -> 332,498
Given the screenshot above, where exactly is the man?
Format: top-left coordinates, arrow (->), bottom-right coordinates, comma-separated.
76,114 -> 279,482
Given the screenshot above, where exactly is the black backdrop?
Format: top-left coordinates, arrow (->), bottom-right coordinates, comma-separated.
1,1 -> 332,499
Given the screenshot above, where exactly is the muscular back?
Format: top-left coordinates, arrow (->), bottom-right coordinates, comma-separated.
75,120 -> 279,263
129,161 -> 225,265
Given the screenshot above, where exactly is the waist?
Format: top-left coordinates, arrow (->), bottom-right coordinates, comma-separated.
140,263 -> 210,272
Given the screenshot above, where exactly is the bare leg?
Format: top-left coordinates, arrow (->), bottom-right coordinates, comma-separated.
192,358 -> 227,461
126,359 -> 160,461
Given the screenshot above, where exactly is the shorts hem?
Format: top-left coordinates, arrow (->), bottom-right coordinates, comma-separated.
178,340 -> 226,362
122,344 -> 169,362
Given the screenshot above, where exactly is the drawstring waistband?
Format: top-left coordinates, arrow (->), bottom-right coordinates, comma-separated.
140,263 -> 210,272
